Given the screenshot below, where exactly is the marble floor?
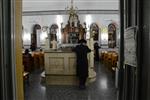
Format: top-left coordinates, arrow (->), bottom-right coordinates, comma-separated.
24,62 -> 117,100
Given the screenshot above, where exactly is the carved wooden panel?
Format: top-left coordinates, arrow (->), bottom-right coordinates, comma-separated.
48,57 -> 64,74
68,57 -> 76,74
61,10 -> 86,44
44,51 -> 96,85
44,52 -> 76,75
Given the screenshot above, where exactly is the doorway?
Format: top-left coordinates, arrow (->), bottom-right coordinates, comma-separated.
22,1 -> 120,100
1,0 -> 146,100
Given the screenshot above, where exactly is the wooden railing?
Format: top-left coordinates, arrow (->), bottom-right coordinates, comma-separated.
100,51 -> 118,71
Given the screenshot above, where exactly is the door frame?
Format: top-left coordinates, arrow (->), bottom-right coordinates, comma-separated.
4,0 -> 143,100
118,0 -> 142,100
0,0 -> 19,99
14,0 -> 24,100
1,0 -> 24,100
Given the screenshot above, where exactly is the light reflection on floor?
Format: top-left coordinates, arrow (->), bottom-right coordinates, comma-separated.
25,62 -> 117,100
99,77 -> 108,90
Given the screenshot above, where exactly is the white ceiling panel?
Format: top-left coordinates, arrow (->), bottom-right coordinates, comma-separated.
23,0 -> 119,11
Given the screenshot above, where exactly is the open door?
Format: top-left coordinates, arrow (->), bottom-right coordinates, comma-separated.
0,0 -> 24,100
121,0 -> 141,100
0,0 -> 15,99
123,26 -> 138,100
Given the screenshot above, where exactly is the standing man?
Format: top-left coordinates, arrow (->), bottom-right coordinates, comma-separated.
73,39 -> 91,89
94,42 -> 100,61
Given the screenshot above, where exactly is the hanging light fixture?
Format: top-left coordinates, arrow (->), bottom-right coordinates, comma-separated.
65,0 -> 78,15
65,0 -> 79,27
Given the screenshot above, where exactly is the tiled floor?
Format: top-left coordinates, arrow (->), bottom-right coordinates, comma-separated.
25,62 -> 117,100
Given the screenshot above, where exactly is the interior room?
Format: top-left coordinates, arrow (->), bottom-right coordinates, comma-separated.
2,0 -> 150,100
22,0 -> 119,100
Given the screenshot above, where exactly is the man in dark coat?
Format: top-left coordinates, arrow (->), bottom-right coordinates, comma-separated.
73,39 -> 91,89
94,42 -> 100,61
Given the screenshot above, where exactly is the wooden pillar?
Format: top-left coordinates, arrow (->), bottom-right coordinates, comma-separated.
15,0 -> 24,100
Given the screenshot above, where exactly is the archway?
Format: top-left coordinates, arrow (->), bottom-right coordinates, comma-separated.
108,23 -> 117,48
31,24 -> 41,51
49,24 -> 58,48
90,23 -> 100,41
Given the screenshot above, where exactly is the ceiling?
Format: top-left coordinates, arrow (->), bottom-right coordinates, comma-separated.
23,0 -> 119,12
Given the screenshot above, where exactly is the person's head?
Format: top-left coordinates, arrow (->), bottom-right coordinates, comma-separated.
25,49 -> 29,54
78,39 -> 87,45
94,42 -> 98,46
40,48 -> 43,52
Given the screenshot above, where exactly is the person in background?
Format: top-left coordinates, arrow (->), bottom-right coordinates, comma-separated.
23,49 -> 33,72
94,42 -> 100,61
30,44 -> 36,51
23,49 -> 32,58
73,39 -> 91,89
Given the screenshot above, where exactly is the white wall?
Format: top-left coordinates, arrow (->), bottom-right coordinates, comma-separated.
23,14 -> 119,32
23,0 -> 119,11
22,14 -> 119,48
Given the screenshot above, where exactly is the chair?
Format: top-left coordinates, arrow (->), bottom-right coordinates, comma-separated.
100,51 -> 105,61
105,52 -> 112,70
23,53 -> 33,72
111,53 -> 118,67
103,51 -> 108,63
39,52 -> 44,70
33,52 -> 40,70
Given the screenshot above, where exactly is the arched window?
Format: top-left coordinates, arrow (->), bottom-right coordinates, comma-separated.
108,23 -> 116,48
49,24 -> 58,41
49,24 -> 58,48
90,23 -> 99,41
31,24 -> 41,51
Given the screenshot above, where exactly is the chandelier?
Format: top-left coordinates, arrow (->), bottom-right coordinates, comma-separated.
65,0 -> 78,18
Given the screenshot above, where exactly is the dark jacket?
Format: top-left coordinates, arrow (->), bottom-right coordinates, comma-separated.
94,44 -> 100,61
73,44 -> 91,78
